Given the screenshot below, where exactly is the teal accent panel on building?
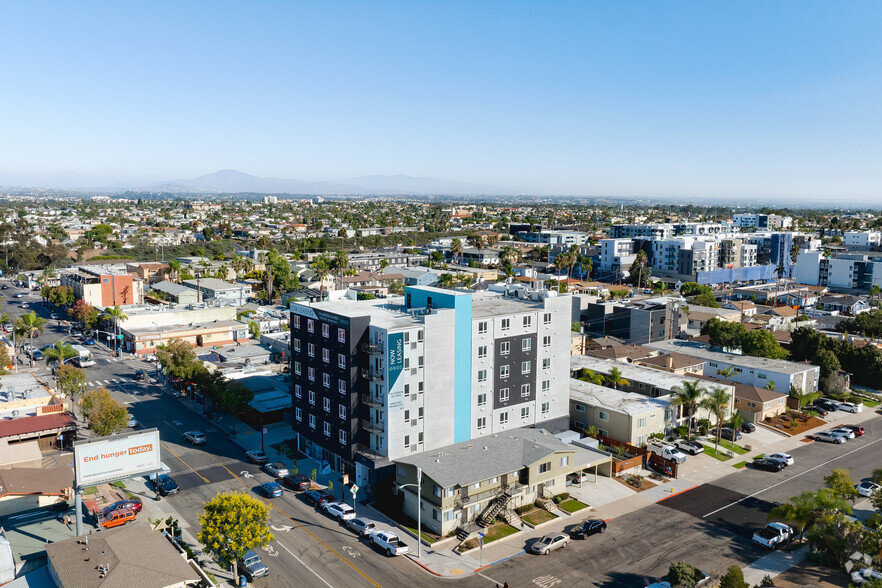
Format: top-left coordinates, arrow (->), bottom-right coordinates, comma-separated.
387,332 -> 404,389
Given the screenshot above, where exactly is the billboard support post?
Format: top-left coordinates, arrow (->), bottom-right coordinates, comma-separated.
74,487 -> 83,536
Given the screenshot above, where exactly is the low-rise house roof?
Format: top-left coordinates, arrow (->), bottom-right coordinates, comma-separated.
732,382 -> 788,404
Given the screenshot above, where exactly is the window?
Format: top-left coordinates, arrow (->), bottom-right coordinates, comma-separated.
294,361 -> 302,375
538,462 -> 551,474
308,343 -> 315,357
418,432 -> 423,443
478,369 -> 487,383
338,405 -> 346,419
322,348 -> 329,362
338,354 -> 346,369
404,435 -> 410,447
499,388 -> 509,402
294,384 -> 302,399
307,319 -> 314,333
598,411 -> 609,421
543,335 -> 551,347
543,312 -> 552,325
636,435 -> 645,446
521,383 -> 530,397
575,404 -> 585,412
323,422 -> 331,436
323,398 -> 331,412
478,321 -> 488,334
574,420 -> 585,429
418,356 -> 423,368
338,328 -> 346,343
542,379 -> 550,392
499,365 -> 510,379
443,510 -> 455,522
338,379 -> 347,394
499,411 -> 509,425
404,358 -> 410,369
758,373 -> 767,380
445,486 -> 456,498
521,361 -> 531,375
432,509 -> 440,522
417,330 -> 424,342
522,338 -> 531,352
541,402 -> 550,414
560,456 -> 569,467
477,393 -> 487,406
418,381 -> 424,392
308,390 -> 315,405
293,315 -> 300,329
522,315 -> 531,328
293,338 -> 301,352
295,407 -> 302,421
308,367 -> 315,381
433,485 -> 442,498
322,373 -> 330,388
501,318 -> 510,331
339,430 -> 347,444
543,358 -> 551,369
637,416 -> 646,428
490,477 -> 498,484
322,323 -> 329,338
521,406 -> 530,418
404,410 -> 410,421
478,346 -> 487,359
477,417 -> 486,430
500,341 -> 510,355
471,482 -> 481,490
308,414 -> 316,428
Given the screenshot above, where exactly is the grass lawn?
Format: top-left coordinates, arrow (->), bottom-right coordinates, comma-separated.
558,498 -> 588,513
83,486 -> 98,495
714,439 -> 749,454
484,522 -> 519,544
862,399 -> 880,407
111,481 -> 126,489
752,454 -> 765,460
703,445 -> 732,461
733,461 -> 747,469
402,524 -> 438,544
522,509 -> 558,526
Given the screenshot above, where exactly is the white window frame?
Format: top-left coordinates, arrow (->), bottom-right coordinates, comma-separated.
522,338 -> 531,352
499,388 -> 510,402
499,365 -> 510,379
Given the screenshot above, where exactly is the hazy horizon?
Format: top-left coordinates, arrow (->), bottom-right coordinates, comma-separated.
2,2 -> 881,201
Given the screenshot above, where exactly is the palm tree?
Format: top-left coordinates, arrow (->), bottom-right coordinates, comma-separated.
451,238 -> 463,267
14,311 -> 46,366
167,259 -> 182,283
764,381 -> 776,391
605,367 -> 630,390
579,369 -> 605,385
312,254 -> 332,297
104,306 -> 129,357
775,263 -> 785,307
670,380 -> 705,438
700,386 -> 732,455
716,366 -> 737,381
729,411 -> 745,434
44,341 -> 78,366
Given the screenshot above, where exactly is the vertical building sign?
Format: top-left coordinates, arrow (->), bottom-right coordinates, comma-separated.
387,333 -> 404,411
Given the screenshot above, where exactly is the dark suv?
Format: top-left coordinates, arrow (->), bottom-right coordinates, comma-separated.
283,473 -> 311,491
302,489 -> 333,507
815,398 -> 839,412
720,427 -> 742,441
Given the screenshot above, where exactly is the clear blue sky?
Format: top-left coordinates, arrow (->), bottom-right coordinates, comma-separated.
1,1 -> 881,200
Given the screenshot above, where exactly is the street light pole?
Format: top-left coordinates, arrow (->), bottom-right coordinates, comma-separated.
398,466 -> 423,558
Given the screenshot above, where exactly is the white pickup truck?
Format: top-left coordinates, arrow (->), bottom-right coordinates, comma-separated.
369,530 -> 409,556
752,522 -> 793,549
647,442 -> 687,464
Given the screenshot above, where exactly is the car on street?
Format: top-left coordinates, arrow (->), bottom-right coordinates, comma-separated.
13,293 -> 24,298
369,530 -> 409,556
20,303 -> 28,308
843,425 -> 865,436
828,427 -> 855,439
127,415 -> 138,428
133,370 -> 145,381
838,402 -> 862,413
674,439 -> 704,455
149,473 -> 179,496
720,427 -> 742,441
530,532 -> 569,555
766,453 -> 794,467
263,462 -> 289,477
84,338 -> 96,345
101,507 -> 136,529
812,431 -> 846,444
282,473 -> 311,491
568,519 -> 607,539
31,350 -> 43,360
647,441 -> 688,463
347,518 -> 376,536
815,398 -> 840,411
852,568 -> 882,585
245,450 -> 268,464
856,481 -> 881,497
0,285 -> 7,290
751,458 -> 785,472
3,323 -> 12,332
102,499 -> 143,515
740,422 -> 756,433
183,431 -> 206,445
322,501 -> 356,521
302,489 -> 333,507
752,522 -> 794,549
50,313 -> 59,319
260,482 -> 283,498
239,550 -> 269,581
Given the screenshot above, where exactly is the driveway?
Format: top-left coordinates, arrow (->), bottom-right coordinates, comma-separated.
744,424 -> 790,449
566,474 -> 636,508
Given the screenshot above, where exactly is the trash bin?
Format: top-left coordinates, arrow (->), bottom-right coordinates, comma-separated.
239,575 -> 248,587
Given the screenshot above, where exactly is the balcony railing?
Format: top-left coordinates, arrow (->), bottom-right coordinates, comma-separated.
360,342 -> 384,355
361,367 -> 385,382
361,394 -> 383,408
362,419 -> 384,434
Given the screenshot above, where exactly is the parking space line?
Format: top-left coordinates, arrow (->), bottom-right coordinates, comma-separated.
273,540 -> 334,588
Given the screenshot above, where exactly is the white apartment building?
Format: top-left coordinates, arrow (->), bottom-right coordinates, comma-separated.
844,231 -> 882,250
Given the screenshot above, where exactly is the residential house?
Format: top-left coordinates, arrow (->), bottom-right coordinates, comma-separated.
732,383 -> 788,424
569,379 -> 667,446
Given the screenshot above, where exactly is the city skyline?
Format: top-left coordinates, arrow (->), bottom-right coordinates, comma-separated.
2,2 -> 881,201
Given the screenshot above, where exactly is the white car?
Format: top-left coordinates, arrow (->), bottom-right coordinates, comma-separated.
766,453 -> 794,467
347,518 -> 377,536
838,402 -> 862,413
127,415 -> 138,428
852,568 -> 882,584
829,427 -> 855,439
183,430 -> 206,445
50,313 -> 59,319
856,481 -> 881,497
812,431 -> 846,444
323,502 -> 356,521
263,462 -> 289,478
567,471 -> 590,484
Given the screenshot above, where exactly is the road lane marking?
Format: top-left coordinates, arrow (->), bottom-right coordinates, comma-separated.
703,436 -> 882,518
273,539 -> 334,588
160,441 -> 210,483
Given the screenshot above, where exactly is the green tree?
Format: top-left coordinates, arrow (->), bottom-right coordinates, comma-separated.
716,366 -> 737,381
55,364 -> 88,411
311,253 -> 332,295
69,300 -> 99,329
719,565 -> 749,588
438,273 -> 456,289
0,344 -> 10,375
218,380 -> 254,421
47,285 -> 75,308
156,339 -> 205,380
667,561 -> 700,588
680,282 -> 713,297
578,369 -> 605,385
729,411 -> 744,434
627,250 -> 651,289
701,318 -> 746,350
451,238 -> 463,266
103,305 -> 129,356
825,468 -> 859,502
605,367 -> 629,390
247,320 -> 261,339
741,329 -> 789,360
670,380 -> 705,439
14,311 -> 46,364
198,491 -> 274,578
815,348 -> 841,379
81,388 -> 128,436
44,341 -> 79,365
688,291 -> 720,308
699,386 -> 731,455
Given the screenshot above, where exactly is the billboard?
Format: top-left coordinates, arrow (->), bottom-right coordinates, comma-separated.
74,429 -> 162,487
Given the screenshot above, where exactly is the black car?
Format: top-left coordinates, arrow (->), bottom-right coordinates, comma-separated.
133,370 -> 145,381
720,427 -> 742,441
815,398 -> 839,412
806,404 -> 829,417
740,422 -> 756,433
150,473 -> 180,496
283,473 -> 312,491
302,489 -> 333,507
751,458 -> 785,472
569,519 -> 607,539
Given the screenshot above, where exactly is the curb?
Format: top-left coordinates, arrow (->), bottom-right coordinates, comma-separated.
474,549 -> 525,572
405,555 -> 443,577
655,484 -> 699,503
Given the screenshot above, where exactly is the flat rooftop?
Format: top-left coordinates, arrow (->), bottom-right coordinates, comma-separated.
645,339 -> 820,375
569,379 -> 668,416
570,355 -> 735,395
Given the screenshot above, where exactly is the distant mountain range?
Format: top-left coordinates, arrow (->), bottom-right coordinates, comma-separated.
0,169 -> 500,196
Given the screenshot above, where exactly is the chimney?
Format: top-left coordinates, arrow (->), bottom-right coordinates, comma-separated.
666,355 -> 673,370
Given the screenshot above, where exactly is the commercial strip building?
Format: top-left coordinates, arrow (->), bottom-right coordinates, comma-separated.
116,304 -> 250,355
289,285 -> 573,493
393,427 -> 611,537
182,277 -> 251,306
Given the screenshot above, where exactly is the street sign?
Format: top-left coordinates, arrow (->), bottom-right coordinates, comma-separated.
341,474 -> 349,485
350,484 -> 359,496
